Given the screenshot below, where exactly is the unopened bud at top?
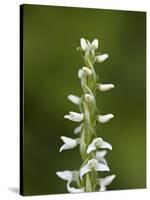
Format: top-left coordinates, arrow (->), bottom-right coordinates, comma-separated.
92,39 -> 99,50
80,38 -> 88,51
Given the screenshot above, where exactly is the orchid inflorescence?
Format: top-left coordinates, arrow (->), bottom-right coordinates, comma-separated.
56,38 -> 116,193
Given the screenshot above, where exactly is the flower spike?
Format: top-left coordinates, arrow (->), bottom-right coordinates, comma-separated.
57,38 -> 116,193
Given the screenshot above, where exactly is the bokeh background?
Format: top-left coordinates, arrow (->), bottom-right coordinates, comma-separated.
22,4 -> 146,196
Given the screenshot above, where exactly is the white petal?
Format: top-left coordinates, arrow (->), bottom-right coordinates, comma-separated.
102,174 -> 116,186
67,182 -> 85,193
96,54 -> 109,63
92,38 -> 99,49
96,150 -> 107,158
68,94 -> 80,105
82,67 -> 93,76
87,142 -> 96,154
88,137 -> 112,153
100,140 -> 112,150
64,112 -> 84,122
78,69 -> 84,79
85,93 -> 94,103
95,150 -> 107,164
74,124 -> 82,134
98,114 -> 114,123
98,84 -> 114,91
59,136 -> 79,152
80,162 -> 91,180
87,138 -> 103,154
80,38 -> 88,51
99,174 -> 116,191
95,162 -> 110,172
56,170 -> 73,181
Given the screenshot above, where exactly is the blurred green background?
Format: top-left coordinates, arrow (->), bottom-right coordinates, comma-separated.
23,4 -> 146,196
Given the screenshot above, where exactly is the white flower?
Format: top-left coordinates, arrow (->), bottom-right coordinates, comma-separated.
95,150 -> 107,165
59,136 -> 80,152
85,93 -> 94,103
87,137 -> 112,154
99,174 -> 116,191
80,38 -> 88,51
82,67 -> 93,75
64,111 -> 84,122
78,67 -> 92,79
68,94 -> 80,105
98,83 -> 114,91
56,170 -> 73,181
92,38 -> 99,50
74,124 -> 82,134
96,54 -> 109,63
80,159 -> 109,179
56,170 -> 85,193
98,114 -> 114,123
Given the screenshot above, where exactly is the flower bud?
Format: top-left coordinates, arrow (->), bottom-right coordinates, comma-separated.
92,38 -> 99,50
82,67 -> 92,76
68,94 -> 80,105
64,111 -> 84,122
98,84 -> 114,91
80,38 -> 88,51
98,114 -> 114,123
96,54 -> 109,63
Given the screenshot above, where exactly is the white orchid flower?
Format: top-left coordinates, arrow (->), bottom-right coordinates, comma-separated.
68,94 -> 80,105
99,174 -> 116,191
56,170 -> 73,181
64,111 -> 84,122
78,67 -> 92,79
80,38 -> 99,51
82,67 -> 93,75
95,150 -> 107,165
59,136 -> 80,152
98,114 -> 114,123
56,170 -> 85,193
80,159 -> 109,179
92,38 -> 99,50
74,124 -> 82,134
87,137 -> 112,154
98,83 -> 114,92
96,54 -> 109,63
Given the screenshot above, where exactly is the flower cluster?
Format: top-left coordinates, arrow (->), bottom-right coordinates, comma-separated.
56,38 -> 116,193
